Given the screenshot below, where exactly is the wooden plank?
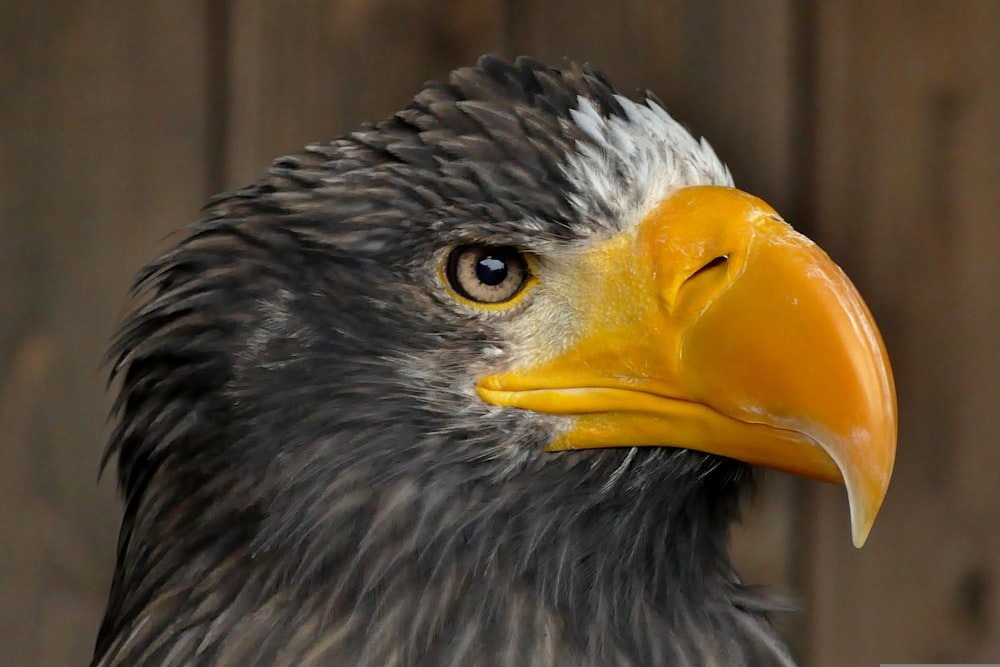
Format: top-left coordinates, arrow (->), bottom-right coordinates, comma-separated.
506,0 -> 688,108
508,0 -> 803,637
804,1 -> 1000,664
223,0 -> 506,189
0,2 -> 213,665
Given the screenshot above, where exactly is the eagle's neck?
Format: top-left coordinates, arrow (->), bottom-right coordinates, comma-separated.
262,452 -> 792,665
97,446 -> 794,666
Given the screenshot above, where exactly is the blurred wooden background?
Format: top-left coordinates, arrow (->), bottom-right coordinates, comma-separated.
2,1 -> 998,665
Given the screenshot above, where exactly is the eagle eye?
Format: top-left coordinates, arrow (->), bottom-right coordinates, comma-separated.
443,245 -> 533,306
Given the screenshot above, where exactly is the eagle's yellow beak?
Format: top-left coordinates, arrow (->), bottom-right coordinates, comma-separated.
477,185 -> 897,547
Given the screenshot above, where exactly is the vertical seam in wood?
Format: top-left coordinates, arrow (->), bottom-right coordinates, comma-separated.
787,0 -> 821,662
788,0 -> 819,236
205,0 -> 231,198
502,0 -> 520,58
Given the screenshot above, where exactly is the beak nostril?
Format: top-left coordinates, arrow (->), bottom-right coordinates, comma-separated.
690,255 -> 729,280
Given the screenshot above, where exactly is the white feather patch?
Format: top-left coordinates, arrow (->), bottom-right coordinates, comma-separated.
563,95 -> 733,233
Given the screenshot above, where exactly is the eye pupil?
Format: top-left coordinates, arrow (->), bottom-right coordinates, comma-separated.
476,256 -> 508,286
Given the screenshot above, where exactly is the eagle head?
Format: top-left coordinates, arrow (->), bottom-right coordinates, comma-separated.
95,56 -> 896,666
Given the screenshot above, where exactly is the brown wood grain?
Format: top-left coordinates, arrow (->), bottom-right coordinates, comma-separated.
804,1 -> 1000,664
0,2 -> 213,665
222,0 -> 507,188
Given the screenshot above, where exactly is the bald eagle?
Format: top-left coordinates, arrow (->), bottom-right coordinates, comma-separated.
93,56 -> 896,666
